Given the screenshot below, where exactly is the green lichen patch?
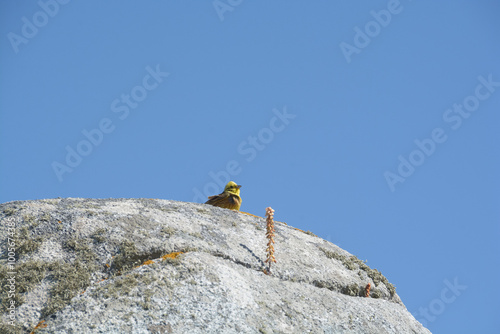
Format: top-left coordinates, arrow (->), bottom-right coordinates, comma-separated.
319,247 -> 352,266
16,261 -> 46,294
95,272 -> 141,300
0,320 -> 24,334
196,207 -> 210,214
91,228 -> 107,243
370,289 -> 382,298
0,236 -> 102,319
304,230 -> 317,237
22,214 -> 36,224
365,268 -> 396,297
12,226 -> 43,258
313,279 -> 368,298
64,238 -> 97,265
110,273 -> 139,296
2,207 -> 17,216
42,260 -> 94,317
365,268 -> 385,285
320,247 -> 367,272
39,213 -> 52,222
319,247 -> 396,297
140,288 -> 155,310
312,280 -> 336,291
36,238 -> 100,317
111,241 -> 165,273
342,283 -> 361,297
85,210 -> 97,217
160,226 -> 177,237
293,227 -> 317,237
160,255 -> 182,267
148,324 -> 173,333
0,265 -> 17,313
0,260 -> 46,313
111,241 -> 139,272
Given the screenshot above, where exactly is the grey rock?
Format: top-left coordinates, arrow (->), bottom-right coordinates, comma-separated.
0,198 -> 431,334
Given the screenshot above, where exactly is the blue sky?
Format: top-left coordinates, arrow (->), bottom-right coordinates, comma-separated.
1,1 -> 499,333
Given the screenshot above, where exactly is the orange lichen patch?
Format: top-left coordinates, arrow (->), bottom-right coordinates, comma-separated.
57,220 -> 62,224
105,263 -> 110,268
80,290 -> 86,295
161,252 -> 184,260
97,278 -> 108,283
134,259 -> 156,269
294,227 -> 306,233
240,211 -> 261,218
30,320 -> 47,333
130,252 -> 185,269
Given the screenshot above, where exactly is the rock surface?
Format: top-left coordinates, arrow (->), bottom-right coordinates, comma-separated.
0,198 -> 431,334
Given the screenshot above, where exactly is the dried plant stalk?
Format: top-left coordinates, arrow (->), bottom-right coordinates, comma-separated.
264,207 -> 276,274
365,283 -> 371,297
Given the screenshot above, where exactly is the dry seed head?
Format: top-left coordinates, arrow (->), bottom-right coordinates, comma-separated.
264,207 -> 277,269
365,283 -> 371,297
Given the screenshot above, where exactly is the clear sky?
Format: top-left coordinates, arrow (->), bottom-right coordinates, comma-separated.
1,1 -> 499,333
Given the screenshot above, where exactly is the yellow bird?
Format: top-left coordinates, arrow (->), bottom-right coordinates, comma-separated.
205,181 -> 242,211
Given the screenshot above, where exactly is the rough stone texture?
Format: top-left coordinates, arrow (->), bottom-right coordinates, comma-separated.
0,198 -> 431,334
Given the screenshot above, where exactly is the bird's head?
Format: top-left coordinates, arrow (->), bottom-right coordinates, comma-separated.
224,181 -> 242,195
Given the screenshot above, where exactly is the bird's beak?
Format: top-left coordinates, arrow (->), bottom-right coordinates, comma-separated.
237,185 -> 242,189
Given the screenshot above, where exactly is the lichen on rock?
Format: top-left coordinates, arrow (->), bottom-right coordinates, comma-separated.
0,198 -> 431,334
